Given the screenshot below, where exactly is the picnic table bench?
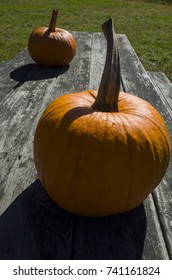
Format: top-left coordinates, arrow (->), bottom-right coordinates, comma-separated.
0,31 -> 171,260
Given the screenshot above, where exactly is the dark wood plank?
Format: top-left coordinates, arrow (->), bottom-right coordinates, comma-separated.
72,204 -> 146,260
0,61 -> 7,69
147,72 -> 172,109
151,180 -> 172,259
88,33 -> 123,92
71,32 -> 146,260
88,32 -> 106,90
0,32 -> 147,260
118,34 -> 172,133
0,32 -> 93,215
143,195 -> 169,259
0,180 -> 75,260
0,178 -> 146,260
117,34 -> 172,259
84,32 -> 170,259
147,71 -> 172,259
0,64 -> 61,215
52,31 -> 93,95
0,32 -> 171,260
0,49 -> 33,103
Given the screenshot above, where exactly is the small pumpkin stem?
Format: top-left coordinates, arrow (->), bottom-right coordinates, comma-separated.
48,9 -> 58,32
92,18 -> 120,112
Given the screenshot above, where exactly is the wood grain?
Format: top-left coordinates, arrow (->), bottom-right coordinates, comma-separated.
0,180 -> 75,260
117,35 -> 172,259
0,32 -> 93,215
0,179 -> 146,260
0,31 -> 171,260
147,72 -> 172,259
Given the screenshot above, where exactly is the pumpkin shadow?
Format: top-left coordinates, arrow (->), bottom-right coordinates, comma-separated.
0,179 -> 147,260
10,63 -> 70,89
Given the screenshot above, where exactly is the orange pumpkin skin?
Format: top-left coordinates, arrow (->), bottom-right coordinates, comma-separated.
28,10 -> 76,67
33,90 -> 171,217
28,27 -> 76,67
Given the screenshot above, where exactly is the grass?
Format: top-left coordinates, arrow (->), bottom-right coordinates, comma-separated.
0,0 -> 172,81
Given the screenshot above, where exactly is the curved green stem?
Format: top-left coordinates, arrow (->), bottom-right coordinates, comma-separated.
92,18 -> 120,112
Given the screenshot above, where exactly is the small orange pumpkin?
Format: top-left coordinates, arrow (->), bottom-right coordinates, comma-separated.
33,18 -> 171,217
28,10 -> 76,67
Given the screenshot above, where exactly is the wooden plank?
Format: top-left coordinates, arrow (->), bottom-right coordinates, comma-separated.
72,204 -> 146,260
147,71 -> 172,259
147,72 -> 172,109
0,32 -> 171,260
152,178 -> 172,259
72,32 -> 146,260
0,32 -> 93,216
0,32 -> 147,260
0,179 -> 146,260
88,32 -> 106,90
0,61 -> 7,69
0,64 -> 60,215
87,32 -> 170,259
52,31 -> 93,95
118,34 -> 172,133
0,49 -> 33,103
88,33 -> 123,92
117,34 -> 171,259
143,195 -> 169,259
0,180 -> 75,260
0,32 -> 93,260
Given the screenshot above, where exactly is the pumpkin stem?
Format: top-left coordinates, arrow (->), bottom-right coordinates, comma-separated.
49,9 -> 58,32
92,18 -> 120,112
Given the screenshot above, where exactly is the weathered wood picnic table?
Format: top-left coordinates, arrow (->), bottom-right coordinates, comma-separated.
0,31 -> 171,260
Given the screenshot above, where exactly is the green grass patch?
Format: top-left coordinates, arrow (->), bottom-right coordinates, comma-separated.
0,0 -> 171,81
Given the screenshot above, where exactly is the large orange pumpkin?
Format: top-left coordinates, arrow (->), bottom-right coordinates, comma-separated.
33,18 -> 171,217
28,10 -> 76,67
